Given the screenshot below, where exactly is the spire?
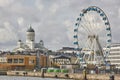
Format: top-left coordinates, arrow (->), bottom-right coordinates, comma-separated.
30,24 -> 32,29
27,25 -> 34,32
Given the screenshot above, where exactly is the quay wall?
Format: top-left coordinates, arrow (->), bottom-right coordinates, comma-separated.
7,71 -> 120,80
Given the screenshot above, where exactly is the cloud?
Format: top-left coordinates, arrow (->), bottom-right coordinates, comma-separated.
118,8 -> 120,18
0,21 -> 17,43
17,17 -> 24,26
49,3 -> 59,14
35,0 -> 44,11
64,20 -> 72,27
0,0 -> 119,51
63,20 -> 74,41
0,0 -> 14,7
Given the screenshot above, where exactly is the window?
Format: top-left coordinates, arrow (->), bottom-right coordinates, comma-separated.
8,59 -> 12,63
14,59 -> 18,63
61,65 -> 66,68
19,59 -> 24,63
29,60 -> 34,64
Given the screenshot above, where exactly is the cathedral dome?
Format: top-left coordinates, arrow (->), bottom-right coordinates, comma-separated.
27,26 -> 34,32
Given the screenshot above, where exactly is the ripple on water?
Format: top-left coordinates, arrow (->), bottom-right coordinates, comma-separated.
0,76 -> 72,80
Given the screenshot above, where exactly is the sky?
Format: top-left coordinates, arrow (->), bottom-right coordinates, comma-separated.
0,0 -> 119,51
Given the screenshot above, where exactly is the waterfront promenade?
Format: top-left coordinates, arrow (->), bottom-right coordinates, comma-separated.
6,71 -> 120,80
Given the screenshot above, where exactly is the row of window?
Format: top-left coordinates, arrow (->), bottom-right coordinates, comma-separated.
110,49 -> 120,51
8,59 -> 24,63
0,59 -> 7,62
109,53 -> 120,55
107,57 -> 120,59
110,60 -> 120,63
7,58 -> 35,64
57,61 -> 70,64
54,59 -> 70,61
111,45 -> 120,47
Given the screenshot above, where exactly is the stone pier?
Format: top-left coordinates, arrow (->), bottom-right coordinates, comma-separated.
7,71 -> 120,80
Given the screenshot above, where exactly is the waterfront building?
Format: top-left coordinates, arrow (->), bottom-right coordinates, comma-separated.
40,54 -> 49,68
0,57 -> 7,70
13,26 -> 48,52
49,55 -> 71,67
6,54 -> 36,70
56,47 -> 78,64
107,43 -> 120,68
0,54 -> 49,70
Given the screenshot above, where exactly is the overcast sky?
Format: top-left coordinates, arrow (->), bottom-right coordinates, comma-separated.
0,0 -> 119,51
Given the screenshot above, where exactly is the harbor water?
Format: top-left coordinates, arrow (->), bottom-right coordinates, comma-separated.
0,76 -> 72,80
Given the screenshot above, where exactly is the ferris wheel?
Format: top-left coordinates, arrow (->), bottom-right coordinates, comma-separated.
73,6 -> 112,65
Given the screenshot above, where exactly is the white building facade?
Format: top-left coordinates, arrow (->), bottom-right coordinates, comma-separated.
57,47 -> 75,53
107,43 -> 120,68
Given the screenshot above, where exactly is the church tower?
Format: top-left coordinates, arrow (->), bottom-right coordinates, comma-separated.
39,40 -> 44,47
17,40 -> 23,48
26,26 -> 35,49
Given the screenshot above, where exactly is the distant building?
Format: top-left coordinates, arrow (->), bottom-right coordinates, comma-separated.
52,55 -> 71,64
55,47 -> 78,65
57,47 -> 75,53
13,26 -> 48,52
107,43 -> 120,68
49,55 -> 71,68
0,54 -> 49,70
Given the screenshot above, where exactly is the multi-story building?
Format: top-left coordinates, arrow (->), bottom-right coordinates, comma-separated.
51,55 -> 71,65
49,55 -> 71,68
6,54 -> 36,70
57,47 -> 75,53
0,54 -> 49,70
107,43 -> 120,68
0,57 -> 7,70
56,47 -> 78,64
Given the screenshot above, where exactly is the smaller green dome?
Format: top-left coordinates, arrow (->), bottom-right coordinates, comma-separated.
27,26 -> 34,32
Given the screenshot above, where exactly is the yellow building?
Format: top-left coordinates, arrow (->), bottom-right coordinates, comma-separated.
40,54 -> 49,68
6,54 -> 36,70
0,54 -> 49,70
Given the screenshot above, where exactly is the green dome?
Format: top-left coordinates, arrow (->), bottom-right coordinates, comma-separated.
27,26 -> 34,32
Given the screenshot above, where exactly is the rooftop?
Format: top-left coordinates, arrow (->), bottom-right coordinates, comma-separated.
27,26 -> 34,32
